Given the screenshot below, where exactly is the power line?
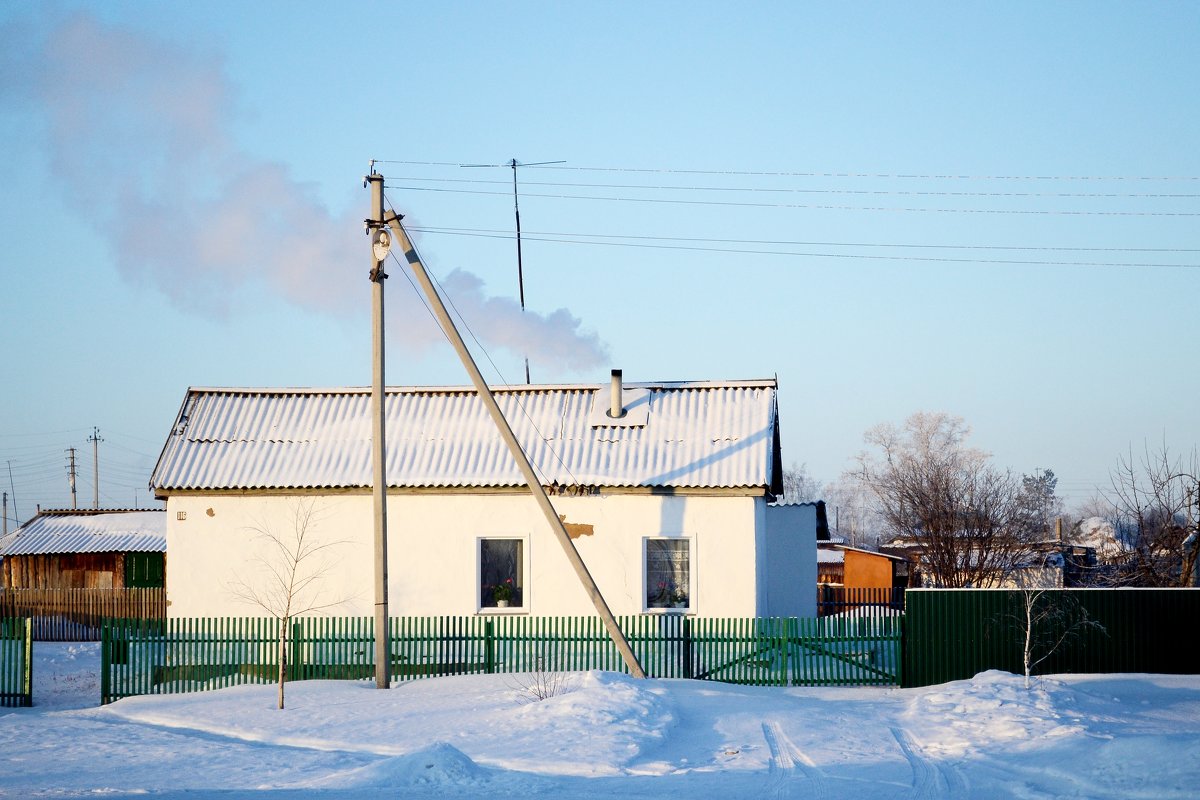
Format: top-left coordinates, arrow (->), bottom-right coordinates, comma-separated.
407,226 -> 1200,270
388,174 -> 1200,200
386,183 -> 1200,217
377,159 -> 1200,182
408,225 -> 1200,254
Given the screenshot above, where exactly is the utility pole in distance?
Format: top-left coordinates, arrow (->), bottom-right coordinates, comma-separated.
365,166 -> 391,689
66,447 -> 78,509
88,427 -> 103,509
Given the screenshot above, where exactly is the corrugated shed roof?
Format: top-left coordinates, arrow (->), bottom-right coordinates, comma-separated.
0,510 -> 166,556
150,380 -> 781,493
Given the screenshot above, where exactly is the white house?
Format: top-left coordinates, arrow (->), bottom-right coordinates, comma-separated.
149,377 -> 816,619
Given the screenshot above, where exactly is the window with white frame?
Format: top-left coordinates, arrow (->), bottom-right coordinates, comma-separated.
645,538 -> 691,610
479,538 -> 525,609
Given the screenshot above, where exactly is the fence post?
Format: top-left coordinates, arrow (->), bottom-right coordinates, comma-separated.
290,620 -> 302,683
21,617 -> 32,707
485,619 -> 495,674
682,615 -> 693,679
100,618 -> 110,705
783,617 -> 794,687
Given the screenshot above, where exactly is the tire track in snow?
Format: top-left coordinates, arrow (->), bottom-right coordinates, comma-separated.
890,726 -> 967,798
762,721 -> 826,799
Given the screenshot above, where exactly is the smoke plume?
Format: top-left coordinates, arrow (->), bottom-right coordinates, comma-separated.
0,13 -> 608,373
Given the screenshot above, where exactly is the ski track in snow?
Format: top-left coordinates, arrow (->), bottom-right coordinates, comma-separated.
762,720 -> 826,799
890,725 -> 967,798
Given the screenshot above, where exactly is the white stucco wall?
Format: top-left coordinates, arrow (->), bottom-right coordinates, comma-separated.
164,492 -> 768,619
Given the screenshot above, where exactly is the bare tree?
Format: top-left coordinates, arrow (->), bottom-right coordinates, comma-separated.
856,412 -> 1039,587
781,461 -> 821,504
1104,442 -> 1199,587
823,473 -> 883,549
508,658 -> 576,704
1012,588 -> 1105,689
228,499 -> 351,709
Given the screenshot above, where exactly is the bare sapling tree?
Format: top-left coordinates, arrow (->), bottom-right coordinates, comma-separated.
1013,588 -> 1105,689
1105,442 -> 1199,587
508,654 -> 576,704
229,499 -> 351,709
856,412 -> 1040,587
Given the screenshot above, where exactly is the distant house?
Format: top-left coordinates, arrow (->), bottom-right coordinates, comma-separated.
880,537 -> 1095,589
0,509 -> 166,590
149,378 -> 818,619
838,545 -> 911,590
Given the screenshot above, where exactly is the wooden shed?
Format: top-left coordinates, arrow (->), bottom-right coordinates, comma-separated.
0,509 -> 166,589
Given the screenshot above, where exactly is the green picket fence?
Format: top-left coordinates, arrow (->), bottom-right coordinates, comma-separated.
903,588 -> 1200,688
101,611 -> 902,704
1,617 -> 33,708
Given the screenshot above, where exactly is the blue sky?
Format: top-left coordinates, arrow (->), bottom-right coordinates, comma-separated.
2,2 -> 1197,522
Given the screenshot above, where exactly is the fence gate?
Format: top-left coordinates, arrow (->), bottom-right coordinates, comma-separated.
1,617 -> 33,707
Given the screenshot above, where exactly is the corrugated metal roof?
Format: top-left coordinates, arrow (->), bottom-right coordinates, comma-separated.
150,380 -> 780,493
0,510 -> 166,556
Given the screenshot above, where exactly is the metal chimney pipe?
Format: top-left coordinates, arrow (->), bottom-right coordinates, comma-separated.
610,369 -> 624,418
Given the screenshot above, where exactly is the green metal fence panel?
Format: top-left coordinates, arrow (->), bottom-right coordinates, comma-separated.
100,610 -> 904,703
902,588 -> 1200,688
1,618 -> 33,707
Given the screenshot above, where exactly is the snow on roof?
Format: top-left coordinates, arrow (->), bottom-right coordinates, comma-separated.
837,545 -> 910,562
0,509 -> 166,556
150,380 -> 782,493
817,549 -> 844,564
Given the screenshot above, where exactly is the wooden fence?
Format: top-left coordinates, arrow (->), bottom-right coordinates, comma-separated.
1,618 -> 33,707
102,610 -> 902,703
0,588 -> 165,641
817,586 -> 906,617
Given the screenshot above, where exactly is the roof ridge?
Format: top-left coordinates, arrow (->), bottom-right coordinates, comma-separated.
184,379 -> 779,395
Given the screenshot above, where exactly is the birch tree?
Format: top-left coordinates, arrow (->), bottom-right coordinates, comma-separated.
229,499 -> 350,709
1013,589 -> 1105,689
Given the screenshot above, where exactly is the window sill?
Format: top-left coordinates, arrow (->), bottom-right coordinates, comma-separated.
477,607 -> 528,616
645,607 -> 692,615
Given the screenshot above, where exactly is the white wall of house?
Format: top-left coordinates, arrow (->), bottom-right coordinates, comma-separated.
165,492 -> 777,619
761,504 -> 819,617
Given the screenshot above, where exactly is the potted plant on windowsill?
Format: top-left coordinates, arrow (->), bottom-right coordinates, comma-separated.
492,578 -> 515,608
651,580 -> 688,610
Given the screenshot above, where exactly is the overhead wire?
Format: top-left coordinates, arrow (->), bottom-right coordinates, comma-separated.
376,159 -> 1200,181
405,226 -> 1200,270
387,183 -> 1200,217
382,193 -> 584,488
387,174 -> 1200,200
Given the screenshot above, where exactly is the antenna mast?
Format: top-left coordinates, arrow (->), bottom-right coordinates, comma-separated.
461,157 -> 564,383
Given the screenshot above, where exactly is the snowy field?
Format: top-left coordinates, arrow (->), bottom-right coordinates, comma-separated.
2,643 -> 1198,799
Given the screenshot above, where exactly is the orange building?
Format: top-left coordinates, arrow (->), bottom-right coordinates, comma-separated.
839,545 -> 910,590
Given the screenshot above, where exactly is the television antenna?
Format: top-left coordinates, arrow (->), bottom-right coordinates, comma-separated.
461,158 -> 565,383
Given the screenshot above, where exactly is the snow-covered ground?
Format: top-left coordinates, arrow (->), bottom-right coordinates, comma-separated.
2,643 -> 1198,799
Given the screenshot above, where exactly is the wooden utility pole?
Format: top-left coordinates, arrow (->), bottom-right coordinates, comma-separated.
384,207 -> 646,679
366,169 -> 391,688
